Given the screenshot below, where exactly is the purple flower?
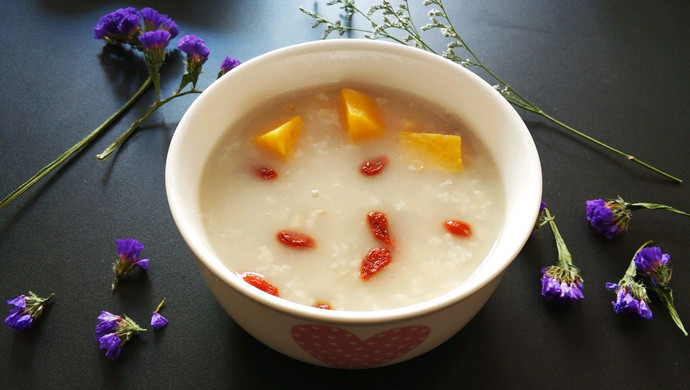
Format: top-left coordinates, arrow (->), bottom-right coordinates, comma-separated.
218,56 -> 242,77
151,312 -> 168,329
5,311 -> 33,331
634,246 -> 671,287
178,35 -> 210,64
586,196 -> 689,239
95,311 -> 122,339
150,298 -> 168,329
176,35 -> 211,92
111,238 -> 150,290
93,7 -> 140,43
540,266 -> 584,304
95,311 -> 146,360
138,30 -> 172,51
4,292 -> 54,331
606,282 -> 653,319
98,332 -> 122,360
140,7 -> 179,38
585,198 -> 628,239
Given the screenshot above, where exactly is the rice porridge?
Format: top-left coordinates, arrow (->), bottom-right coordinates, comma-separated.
199,85 -> 504,311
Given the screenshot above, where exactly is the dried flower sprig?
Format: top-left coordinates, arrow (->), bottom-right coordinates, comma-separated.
0,6 -> 241,212
539,207 -> 584,304
586,196 -> 690,239
5,291 -> 55,331
150,298 -> 168,329
299,0 -> 682,183
95,311 -> 147,360
111,238 -> 149,291
633,243 -> 687,336
605,241 -> 654,319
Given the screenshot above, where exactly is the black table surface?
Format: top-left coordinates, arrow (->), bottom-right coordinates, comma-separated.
2,1 -> 689,388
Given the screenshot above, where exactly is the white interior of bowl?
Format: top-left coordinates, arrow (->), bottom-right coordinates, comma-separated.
166,39 -> 542,323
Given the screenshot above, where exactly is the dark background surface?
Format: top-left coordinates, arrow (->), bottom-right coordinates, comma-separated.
1,1 -> 689,388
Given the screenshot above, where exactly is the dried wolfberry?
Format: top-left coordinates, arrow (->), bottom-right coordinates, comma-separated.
314,302 -> 332,310
360,247 -> 392,280
360,155 -> 389,176
241,272 -> 279,296
277,230 -> 317,248
367,211 -> 394,246
444,219 -> 472,237
255,165 -> 278,180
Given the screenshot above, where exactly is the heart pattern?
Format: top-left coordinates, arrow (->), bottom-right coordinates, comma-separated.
291,324 -> 430,368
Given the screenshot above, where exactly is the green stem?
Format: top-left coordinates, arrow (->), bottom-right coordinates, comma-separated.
538,112 -> 682,183
655,285 -> 688,336
96,90 -> 200,161
437,0 -> 682,184
0,77 -> 153,211
155,298 -> 166,313
544,208 -> 573,268
629,202 -> 690,217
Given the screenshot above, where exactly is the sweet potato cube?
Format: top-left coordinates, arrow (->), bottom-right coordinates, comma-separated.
399,131 -> 463,171
340,88 -> 385,141
254,116 -> 302,158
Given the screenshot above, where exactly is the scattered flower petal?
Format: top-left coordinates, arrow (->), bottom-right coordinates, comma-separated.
218,56 -> 241,78
151,312 -> 168,329
111,238 -> 149,290
4,291 -> 54,331
95,311 -> 146,360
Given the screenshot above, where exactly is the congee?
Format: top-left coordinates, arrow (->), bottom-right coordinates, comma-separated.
199,85 -> 504,311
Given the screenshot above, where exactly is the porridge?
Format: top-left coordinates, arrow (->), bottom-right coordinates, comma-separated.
199,85 -> 504,311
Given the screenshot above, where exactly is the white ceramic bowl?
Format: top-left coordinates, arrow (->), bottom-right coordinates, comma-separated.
166,39 -> 542,369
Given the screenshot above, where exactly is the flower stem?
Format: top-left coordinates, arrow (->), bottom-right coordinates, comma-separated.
544,208 -> 573,268
96,89 -> 200,160
537,111 -> 682,183
155,298 -> 166,313
0,77 -> 152,212
302,0 -> 683,183
654,285 -> 688,336
628,202 -> 690,217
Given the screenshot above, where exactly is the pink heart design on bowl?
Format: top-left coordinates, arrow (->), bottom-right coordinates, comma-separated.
291,324 -> 430,368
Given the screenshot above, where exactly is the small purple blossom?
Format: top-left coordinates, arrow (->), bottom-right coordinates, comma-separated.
138,30 -> 172,51
538,207 -> 584,304
93,7 -> 140,42
95,311 -> 122,339
634,246 -> 671,287
586,198 -> 626,239
218,56 -> 242,77
176,35 -> 211,92
151,312 -> 168,329
5,311 -> 33,331
540,266 -> 584,304
140,7 -> 179,38
98,332 -> 122,360
5,292 -> 54,331
586,196 -> 689,239
150,298 -> 168,329
606,282 -> 653,319
112,238 -> 150,290
177,35 -> 210,64
95,311 -> 146,360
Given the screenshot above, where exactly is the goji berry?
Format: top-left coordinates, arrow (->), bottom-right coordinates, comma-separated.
360,155 -> 389,176
444,219 -> 472,237
255,165 -> 278,180
241,272 -> 279,296
277,230 -> 317,248
360,247 -> 392,280
367,211 -> 394,246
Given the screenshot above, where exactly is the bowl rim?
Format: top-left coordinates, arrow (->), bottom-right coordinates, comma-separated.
166,38 -> 542,324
